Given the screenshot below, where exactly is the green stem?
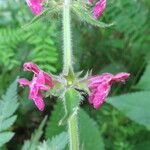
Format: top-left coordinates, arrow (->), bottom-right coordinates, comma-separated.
62,0 -> 79,149
68,114 -> 79,150
63,0 -> 73,75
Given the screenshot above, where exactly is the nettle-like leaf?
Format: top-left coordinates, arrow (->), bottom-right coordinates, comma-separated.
78,109 -> 105,150
72,1 -> 114,28
59,89 -> 81,125
135,62 -> 150,90
45,101 -> 66,139
107,91 -> 150,130
0,79 -> 19,147
22,116 -> 47,150
45,101 -> 104,150
38,132 -> 68,150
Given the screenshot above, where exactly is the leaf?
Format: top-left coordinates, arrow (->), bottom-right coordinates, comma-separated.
107,91 -> 150,130
45,101 -> 66,139
22,116 -> 47,150
72,2 -> 114,28
59,89 -> 81,125
135,63 -> 150,90
0,132 -> 14,147
46,101 -> 105,150
0,79 -> 19,147
0,116 -> 17,131
38,132 -> 68,150
78,109 -> 105,150
27,23 -> 59,73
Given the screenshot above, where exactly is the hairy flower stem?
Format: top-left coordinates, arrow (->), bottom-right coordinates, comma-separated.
63,0 -> 73,75
62,0 -> 79,149
68,115 -> 79,150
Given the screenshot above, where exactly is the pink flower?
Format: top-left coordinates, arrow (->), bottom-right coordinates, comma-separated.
93,0 -> 106,19
18,62 -> 53,111
26,0 -> 44,15
88,72 -> 130,109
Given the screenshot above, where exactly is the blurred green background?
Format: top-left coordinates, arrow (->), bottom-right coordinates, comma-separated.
0,0 -> 150,149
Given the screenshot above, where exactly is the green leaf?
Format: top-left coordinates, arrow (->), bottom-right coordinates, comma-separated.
0,116 -> 17,131
59,89 -> 81,125
107,91 -> 150,129
38,132 -> 68,150
27,23 -> 59,73
0,132 -> 14,147
22,116 -> 47,150
0,79 -> 18,147
136,63 -> 150,90
78,109 -> 105,150
46,101 -> 104,150
72,2 -> 114,28
45,101 -> 66,139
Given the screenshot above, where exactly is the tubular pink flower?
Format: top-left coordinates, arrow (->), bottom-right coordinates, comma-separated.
18,62 -> 54,111
26,0 -> 44,15
88,72 -> 130,109
93,0 -> 106,19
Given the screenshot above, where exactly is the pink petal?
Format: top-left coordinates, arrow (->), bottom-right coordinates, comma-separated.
90,83 -> 111,109
17,79 -> 30,86
43,72 -> 54,87
33,92 -> 45,111
29,84 -> 39,99
36,71 -> 45,84
112,73 -> 130,82
23,62 -> 40,74
38,84 -> 49,91
93,0 -> 106,19
88,73 -> 113,88
36,71 -> 53,89
26,0 -> 43,15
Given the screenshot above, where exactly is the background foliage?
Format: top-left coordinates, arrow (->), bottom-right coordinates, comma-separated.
0,0 -> 150,149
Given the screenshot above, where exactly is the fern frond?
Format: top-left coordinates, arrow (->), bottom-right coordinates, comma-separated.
27,23 -> 59,73
22,116 -> 47,150
38,132 -> 68,150
0,78 -> 19,147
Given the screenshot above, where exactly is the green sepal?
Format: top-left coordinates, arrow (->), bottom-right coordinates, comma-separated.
23,6 -> 60,29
